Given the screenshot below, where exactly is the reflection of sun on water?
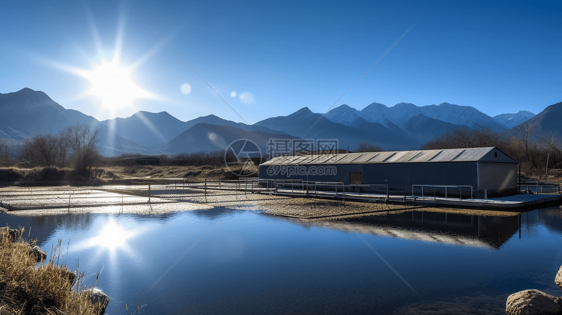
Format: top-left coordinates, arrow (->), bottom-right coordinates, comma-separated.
88,219 -> 133,251
73,218 -> 144,258
70,218 -> 147,280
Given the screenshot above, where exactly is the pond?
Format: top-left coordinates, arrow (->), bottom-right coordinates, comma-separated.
2,206 -> 562,314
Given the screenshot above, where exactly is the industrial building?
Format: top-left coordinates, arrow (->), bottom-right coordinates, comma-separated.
259,147 -> 518,198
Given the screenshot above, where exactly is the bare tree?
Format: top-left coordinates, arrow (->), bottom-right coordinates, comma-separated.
540,132 -> 562,156
514,121 -> 538,163
65,126 -> 100,175
20,134 -> 61,167
423,128 -> 505,150
55,130 -> 70,167
540,132 -> 562,173
355,142 -> 382,152
0,140 -> 10,165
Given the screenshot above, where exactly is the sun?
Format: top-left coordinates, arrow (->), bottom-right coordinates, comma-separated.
79,57 -> 152,110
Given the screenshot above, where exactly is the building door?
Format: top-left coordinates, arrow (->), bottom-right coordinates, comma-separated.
350,172 -> 362,184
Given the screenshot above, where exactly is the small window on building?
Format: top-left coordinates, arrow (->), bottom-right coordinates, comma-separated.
494,152 -> 498,158
350,172 -> 362,184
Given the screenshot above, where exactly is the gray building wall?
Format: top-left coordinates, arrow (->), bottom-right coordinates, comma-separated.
260,162 -> 478,191
478,162 -> 517,196
259,161 -> 517,197
361,162 -> 477,188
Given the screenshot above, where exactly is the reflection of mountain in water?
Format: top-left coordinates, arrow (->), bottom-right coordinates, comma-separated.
539,208 -> 562,235
300,210 -> 521,249
191,207 -> 236,220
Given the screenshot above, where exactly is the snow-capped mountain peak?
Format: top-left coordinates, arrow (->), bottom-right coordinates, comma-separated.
324,104 -> 362,125
493,111 -> 535,129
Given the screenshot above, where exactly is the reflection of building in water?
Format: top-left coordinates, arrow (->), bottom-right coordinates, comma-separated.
538,208 -> 562,235
300,210 -> 520,249
507,207 -> 562,236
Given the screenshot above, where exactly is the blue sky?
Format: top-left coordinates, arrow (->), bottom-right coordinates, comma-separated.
0,0 -> 560,123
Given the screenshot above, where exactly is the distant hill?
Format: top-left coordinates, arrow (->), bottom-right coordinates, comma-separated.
102,111 -> 187,148
419,102 -> 506,131
493,111 -> 535,129
402,114 -> 463,143
512,102 -> 562,137
0,88 -> 96,137
255,107 -> 414,150
0,87 -> 552,156
328,102 -> 506,133
181,114 -> 289,136
103,113 -> 288,149
0,88 -> 152,156
325,103 -> 465,145
161,123 -> 299,155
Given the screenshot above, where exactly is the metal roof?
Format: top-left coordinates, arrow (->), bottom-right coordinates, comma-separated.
261,147 -> 515,166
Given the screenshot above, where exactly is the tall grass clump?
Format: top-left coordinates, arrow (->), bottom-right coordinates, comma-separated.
0,228 -> 107,315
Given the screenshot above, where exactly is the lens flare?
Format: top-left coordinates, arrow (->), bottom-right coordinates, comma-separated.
180,83 -> 192,94
239,92 -> 254,104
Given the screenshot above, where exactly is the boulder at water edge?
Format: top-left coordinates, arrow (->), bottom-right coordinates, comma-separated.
60,267 -> 77,286
556,266 -> 562,290
506,289 -> 562,315
1,227 -> 21,242
28,245 -> 47,263
89,288 -> 110,315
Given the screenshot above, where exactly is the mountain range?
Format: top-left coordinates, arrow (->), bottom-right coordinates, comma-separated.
0,88 -> 152,156
0,88 -> 557,157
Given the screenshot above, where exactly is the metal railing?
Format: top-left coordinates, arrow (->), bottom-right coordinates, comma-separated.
258,179 -> 391,199
412,184 -> 474,200
520,181 -> 561,194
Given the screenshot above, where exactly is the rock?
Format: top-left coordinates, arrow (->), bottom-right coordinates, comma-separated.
28,245 -> 47,263
88,288 -> 110,315
556,265 -> 562,290
60,267 -> 77,286
1,227 -> 22,242
506,289 -> 562,315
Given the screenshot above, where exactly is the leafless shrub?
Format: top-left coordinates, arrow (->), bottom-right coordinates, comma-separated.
20,134 -> 67,167
65,126 -> 100,176
355,142 -> 382,153
514,121 -> 539,163
423,128 -> 505,150
0,139 -> 10,166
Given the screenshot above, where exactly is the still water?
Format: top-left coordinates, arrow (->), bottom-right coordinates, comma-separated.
2,207 -> 562,314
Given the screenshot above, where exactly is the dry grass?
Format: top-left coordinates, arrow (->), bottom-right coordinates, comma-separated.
0,228 -> 106,315
0,167 -> 91,184
103,164 -> 246,181
0,164 -> 247,186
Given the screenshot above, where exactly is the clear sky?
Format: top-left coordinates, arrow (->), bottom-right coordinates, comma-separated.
1,0 -> 560,123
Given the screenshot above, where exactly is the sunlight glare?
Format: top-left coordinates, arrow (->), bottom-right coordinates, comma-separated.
88,219 -> 133,251
81,58 -> 151,110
